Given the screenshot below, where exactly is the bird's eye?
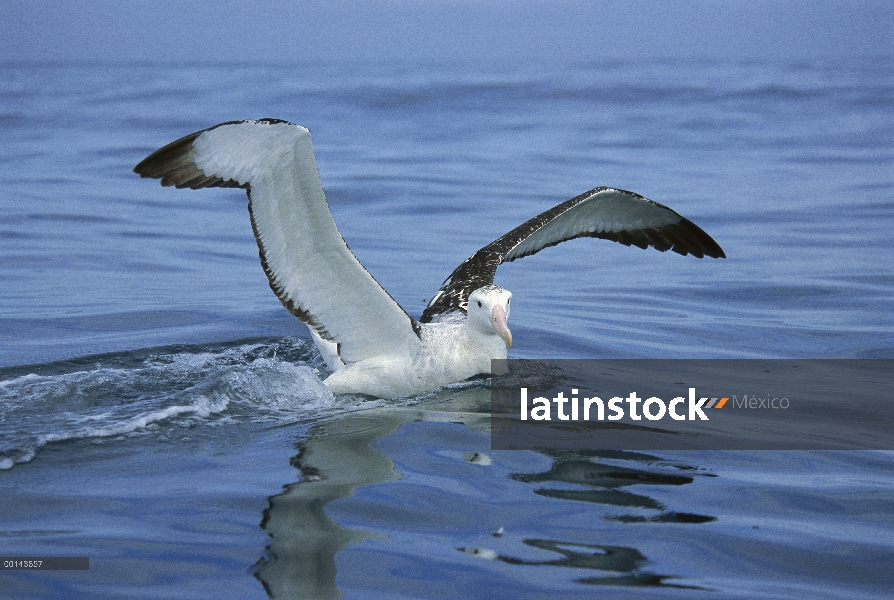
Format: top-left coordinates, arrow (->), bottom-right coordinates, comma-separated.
507,298 -> 510,304
477,301 -> 482,307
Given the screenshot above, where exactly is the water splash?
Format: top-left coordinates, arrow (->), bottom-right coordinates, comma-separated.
0,337 -> 374,470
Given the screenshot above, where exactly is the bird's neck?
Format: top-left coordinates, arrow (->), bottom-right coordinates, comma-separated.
462,319 -> 507,361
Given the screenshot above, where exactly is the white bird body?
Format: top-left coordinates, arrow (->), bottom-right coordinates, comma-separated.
135,119 -> 723,399
325,312 -> 509,399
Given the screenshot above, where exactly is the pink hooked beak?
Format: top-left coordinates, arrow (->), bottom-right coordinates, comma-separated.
491,304 -> 512,349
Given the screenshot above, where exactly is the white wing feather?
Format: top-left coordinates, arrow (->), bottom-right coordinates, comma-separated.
136,120 -> 421,365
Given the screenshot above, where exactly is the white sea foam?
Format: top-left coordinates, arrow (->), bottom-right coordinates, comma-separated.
0,338 -> 360,470
39,394 -> 230,445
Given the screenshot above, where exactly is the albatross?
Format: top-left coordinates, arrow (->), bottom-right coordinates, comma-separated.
134,119 -> 725,399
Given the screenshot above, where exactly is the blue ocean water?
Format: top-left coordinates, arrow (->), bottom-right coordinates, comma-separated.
1,58 -> 892,598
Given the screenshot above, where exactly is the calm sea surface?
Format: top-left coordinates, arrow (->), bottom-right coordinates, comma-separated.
1,58 -> 892,598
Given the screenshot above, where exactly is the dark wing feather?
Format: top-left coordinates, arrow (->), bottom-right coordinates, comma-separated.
420,187 -> 725,323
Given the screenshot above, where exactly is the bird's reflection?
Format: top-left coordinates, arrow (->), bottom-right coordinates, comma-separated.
253,407 -> 413,600
493,539 -> 707,589
514,449 -> 717,523
253,389 -> 492,599
253,387 -> 716,598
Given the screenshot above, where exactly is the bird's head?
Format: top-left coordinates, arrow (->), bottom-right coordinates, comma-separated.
467,285 -> 512,349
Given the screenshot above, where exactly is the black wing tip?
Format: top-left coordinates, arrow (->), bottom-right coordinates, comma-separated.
671,218 -> 726,259
589,187 -> 726,258
133,130 -> 202,180
586,196 -> 725,259
620,224 -> 724,259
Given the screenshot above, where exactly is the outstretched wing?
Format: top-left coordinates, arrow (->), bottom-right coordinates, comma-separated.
421,186 -> 725,323
134,119 -> 421,364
